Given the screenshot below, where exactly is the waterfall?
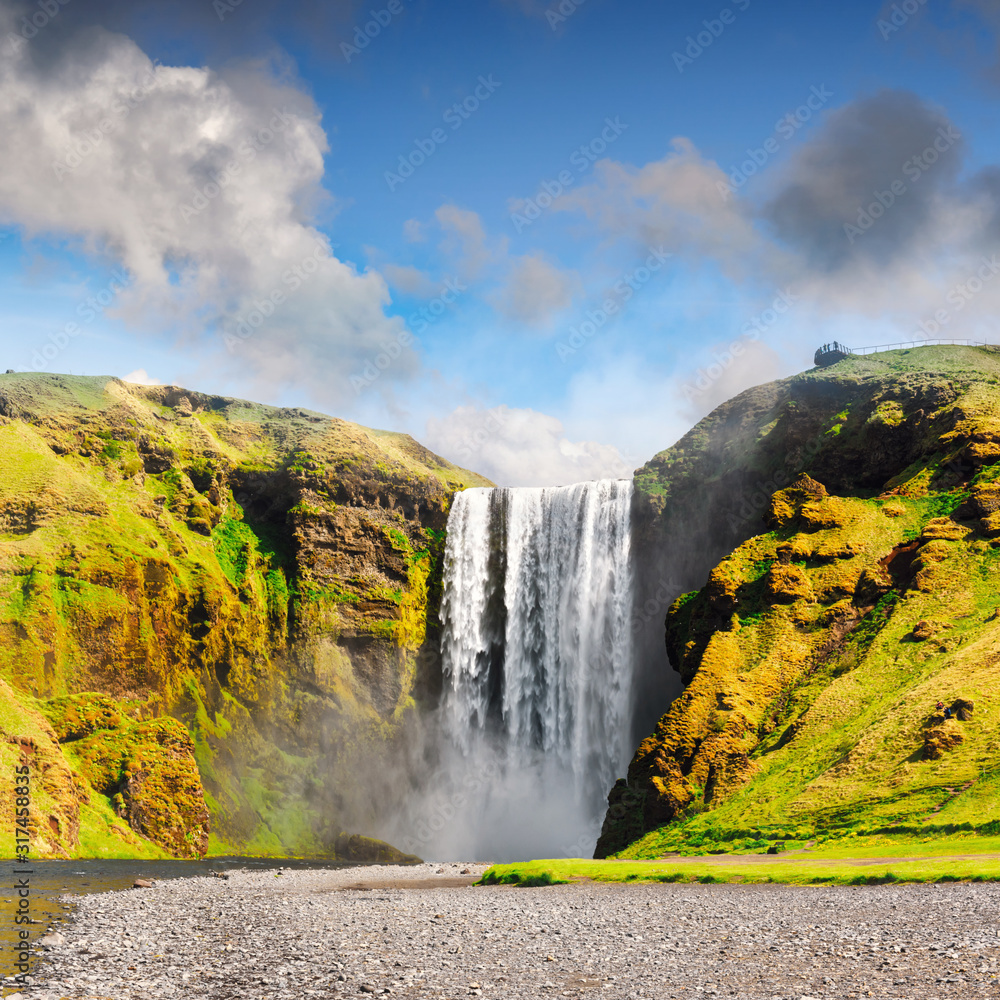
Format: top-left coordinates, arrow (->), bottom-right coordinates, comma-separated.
427,479 -> 635,861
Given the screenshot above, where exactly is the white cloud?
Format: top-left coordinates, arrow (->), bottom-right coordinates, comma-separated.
557,137 -> 760,274
558,358 -> 691,469
424,405 -> 631,487
382,264 -> 438,297
0,9 -> 413,405
492,254 -> 578,328
551,93 -> 1000,351
402,218 -> 425,243
123,368 -> 161,385
672,338 -> 787,425
426,205 -> 578,329
435,203 -> 502,280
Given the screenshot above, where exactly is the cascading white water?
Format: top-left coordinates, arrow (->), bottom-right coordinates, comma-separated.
425,479 -> 635,861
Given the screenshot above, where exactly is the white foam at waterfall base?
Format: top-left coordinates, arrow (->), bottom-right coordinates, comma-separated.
404,480 -> 635,862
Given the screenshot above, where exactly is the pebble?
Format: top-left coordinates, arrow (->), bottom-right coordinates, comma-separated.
21,863 -> 1000,999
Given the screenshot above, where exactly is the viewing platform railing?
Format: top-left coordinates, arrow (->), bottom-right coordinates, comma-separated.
848,338 -> 998,355
814,337 -> 1000,367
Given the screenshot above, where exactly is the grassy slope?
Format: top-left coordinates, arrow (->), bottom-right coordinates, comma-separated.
0,373 -> 488,859
637,344 -> 1000,503
481,839 -> 1000,886
600,346 -> 1000,861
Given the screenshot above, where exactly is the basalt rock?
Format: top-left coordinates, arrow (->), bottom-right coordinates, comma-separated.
953,698 -> 975,721
334,833 -> 422,865
923,723 -> 964,760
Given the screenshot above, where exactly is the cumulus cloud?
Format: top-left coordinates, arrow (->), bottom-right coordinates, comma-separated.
435,204 -> 500,280
420,204 -> 579,329
0,8 -> 413,404
402,218 -> 425,243
424,405 -> 631,487
969,169 -> 1000,254
382,264 -> 438,297
492,254 -> 578,328
762,90 -> 963,270
557,137 -> 759,273
123,368 -> 162,385
2,0 -> 362,64
759,90 -> 1000,328
551,90 -> 1000,347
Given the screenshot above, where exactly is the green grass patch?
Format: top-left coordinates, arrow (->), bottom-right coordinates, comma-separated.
477,866 -> 568,887
365,584 -> 404,604
383,526 -> 411,552
295,578 -> 360,604
75,799 -> 170,859
479,847 -> 1000,887
362,619 -> 398,640
211,516 -> 259,587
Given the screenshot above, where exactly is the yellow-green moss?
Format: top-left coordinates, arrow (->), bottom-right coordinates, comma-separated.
57,715 -> 210,858
606,457 -> 1000,858
396,551 -> 431,650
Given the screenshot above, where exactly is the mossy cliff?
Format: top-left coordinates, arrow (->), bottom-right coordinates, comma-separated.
0,373 -> 488,859
601,345 -> 1000,857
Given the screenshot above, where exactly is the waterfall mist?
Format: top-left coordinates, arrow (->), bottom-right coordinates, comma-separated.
393,480 -> 636,862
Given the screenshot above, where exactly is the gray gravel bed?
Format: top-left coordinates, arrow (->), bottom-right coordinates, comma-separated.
11,864 -> 1000,999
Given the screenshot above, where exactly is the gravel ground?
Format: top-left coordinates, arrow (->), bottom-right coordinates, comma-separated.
10,863 -> 1000,1000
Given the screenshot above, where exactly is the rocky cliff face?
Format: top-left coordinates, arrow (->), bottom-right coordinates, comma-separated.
0,373 -> 488,859
602,345 -> 1000,857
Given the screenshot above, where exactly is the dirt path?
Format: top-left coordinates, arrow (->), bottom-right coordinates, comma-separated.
335,876 -> 480,890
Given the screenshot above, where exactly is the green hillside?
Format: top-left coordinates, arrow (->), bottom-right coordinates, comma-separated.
0,373 -> 488,859
601,345 -> 1000,857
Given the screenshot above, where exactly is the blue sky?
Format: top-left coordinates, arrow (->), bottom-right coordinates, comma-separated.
2,0 -> 1000,483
